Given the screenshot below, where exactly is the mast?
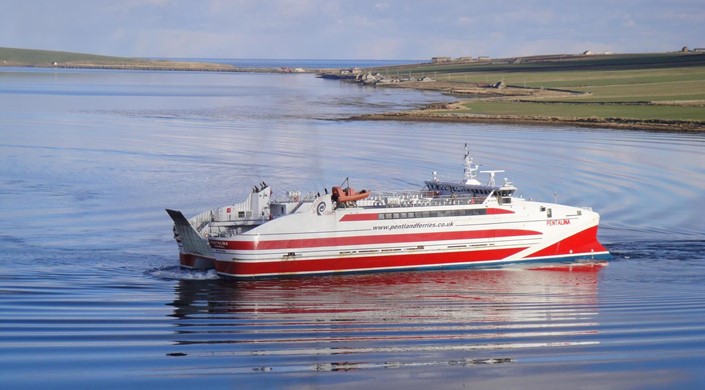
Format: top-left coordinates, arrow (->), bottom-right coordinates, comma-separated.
463,143 -> 480,185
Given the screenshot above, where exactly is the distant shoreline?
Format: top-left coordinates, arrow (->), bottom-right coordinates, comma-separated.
5,62 -> 700,132
322,52 -> 705,133
0,47 -> 333,73
0,62 -> 319,73
3,47 -> 704,132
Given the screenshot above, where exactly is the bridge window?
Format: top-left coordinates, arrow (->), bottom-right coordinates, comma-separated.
375,208 -> 488,221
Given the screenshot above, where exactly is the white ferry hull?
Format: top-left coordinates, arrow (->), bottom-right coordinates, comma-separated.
210,201 -> 610,278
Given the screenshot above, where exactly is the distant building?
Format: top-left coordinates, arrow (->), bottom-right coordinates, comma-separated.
477,56 -> 490,62
582,50 -> 614,55
340,67 -> 362,75
432,56 -> 452,63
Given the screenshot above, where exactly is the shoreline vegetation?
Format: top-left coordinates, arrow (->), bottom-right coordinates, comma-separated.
0,47 -> 301,73
2,47 -> 704,132
322,51 -> 705,132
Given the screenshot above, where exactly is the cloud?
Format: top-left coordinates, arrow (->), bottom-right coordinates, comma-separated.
1,0 -> 704,59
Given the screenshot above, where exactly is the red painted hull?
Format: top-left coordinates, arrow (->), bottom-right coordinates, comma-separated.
215,246 -> 527,277
213,225 -> 610,278
179,253 -> 215,270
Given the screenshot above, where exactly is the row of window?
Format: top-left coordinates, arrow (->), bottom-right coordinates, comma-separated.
377,208 -> 488,220
425,183 -> 495,195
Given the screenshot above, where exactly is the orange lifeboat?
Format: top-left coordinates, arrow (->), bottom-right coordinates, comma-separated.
332,186 -> 370,203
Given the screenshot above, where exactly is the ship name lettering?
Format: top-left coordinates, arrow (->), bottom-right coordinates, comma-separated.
546,219 -> 571,226
210,240 -> 228,247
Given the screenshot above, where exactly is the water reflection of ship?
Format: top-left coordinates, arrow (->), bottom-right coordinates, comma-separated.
166,267 -> 604,374
169,265 -> 603,347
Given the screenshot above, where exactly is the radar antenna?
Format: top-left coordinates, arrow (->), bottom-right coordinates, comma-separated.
480,170 -> 505,187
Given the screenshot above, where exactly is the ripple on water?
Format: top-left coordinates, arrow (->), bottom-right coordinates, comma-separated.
2,68 -> 705,388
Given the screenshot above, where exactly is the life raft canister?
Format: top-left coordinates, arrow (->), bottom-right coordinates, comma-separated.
316,201 -> 326,215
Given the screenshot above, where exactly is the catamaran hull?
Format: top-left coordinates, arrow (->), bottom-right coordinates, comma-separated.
210,205 -> 610,278
214,250 -> 610,278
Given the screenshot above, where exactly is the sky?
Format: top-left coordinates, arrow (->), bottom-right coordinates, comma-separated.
2,0 -> 704,60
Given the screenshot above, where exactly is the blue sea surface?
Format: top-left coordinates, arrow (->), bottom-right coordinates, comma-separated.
157,58 -> 424,69
1,66 -> 705,389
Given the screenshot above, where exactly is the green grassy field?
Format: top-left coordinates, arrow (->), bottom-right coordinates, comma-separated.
376,52 -> 705,123
0,47 -> 236,71
447,66 -> 705,103
0,47 -> 143,65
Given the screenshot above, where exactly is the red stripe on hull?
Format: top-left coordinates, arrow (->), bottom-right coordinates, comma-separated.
339,213 -> 379,221
215,247 -> 527,277
526,226 -> 607,258
179,253 -> 215,270
487,208 -> 515,215
211,229 -> 540,251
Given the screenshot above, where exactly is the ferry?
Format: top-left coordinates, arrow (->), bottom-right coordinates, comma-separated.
208,146 -> 611,278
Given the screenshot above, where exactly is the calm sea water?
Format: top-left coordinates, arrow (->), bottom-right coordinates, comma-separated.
159,58 -> 424,69
1,66 -> 705,389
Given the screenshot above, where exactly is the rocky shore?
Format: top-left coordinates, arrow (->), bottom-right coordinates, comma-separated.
350,108 -> 705,132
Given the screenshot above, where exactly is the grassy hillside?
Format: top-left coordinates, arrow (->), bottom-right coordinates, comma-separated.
0,47 -> 143,65
0,47 -> 237,71
368,52 -> 705,125
397,52 -> 705,74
